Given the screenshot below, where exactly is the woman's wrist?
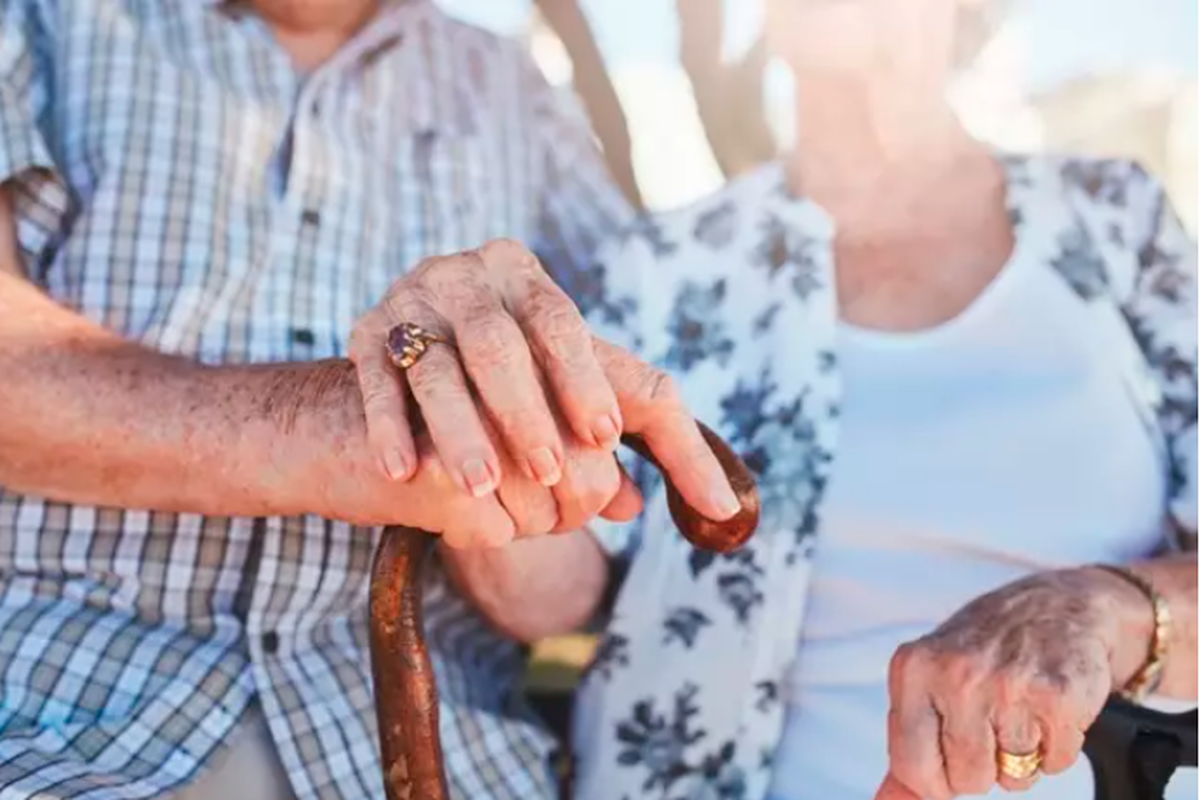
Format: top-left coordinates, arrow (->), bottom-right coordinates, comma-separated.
1082,564 -> 1165,697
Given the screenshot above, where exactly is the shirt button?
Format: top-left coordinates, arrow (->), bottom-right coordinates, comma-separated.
262,631 -> 280,654
301,209 -> 321,227
290,328 -> 315,346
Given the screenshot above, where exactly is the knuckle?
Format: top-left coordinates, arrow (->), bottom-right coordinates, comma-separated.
522,277 -> 572,317
359,381 -> 394,412
405,358 -> 461,403
410,254 -> 452,283
418,253 -> 486,299
479,237 -> 538,270
461,315 -> 522,370
633,366 -> 682,410
531,306 -> 591,363
995,667 -> 1037,704
951,653 -> 995,691
356,367 -> 394,406
889,641 -> 922,680
404,361 -> 440,395
495,409 -> 553,448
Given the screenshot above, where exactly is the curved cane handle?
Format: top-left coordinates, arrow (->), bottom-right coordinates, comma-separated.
1085,695 -> 1197,800
367,422 -> 761,800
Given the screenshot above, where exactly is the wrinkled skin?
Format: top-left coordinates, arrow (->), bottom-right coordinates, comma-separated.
877,567 -> 1153,800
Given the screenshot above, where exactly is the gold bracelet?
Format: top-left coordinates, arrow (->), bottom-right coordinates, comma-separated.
1093,564 -> 1171,703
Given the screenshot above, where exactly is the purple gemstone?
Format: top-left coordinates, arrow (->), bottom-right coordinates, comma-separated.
386,323 -> 417,360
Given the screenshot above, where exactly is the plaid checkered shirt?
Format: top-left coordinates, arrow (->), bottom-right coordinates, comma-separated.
0,1 -> 631,797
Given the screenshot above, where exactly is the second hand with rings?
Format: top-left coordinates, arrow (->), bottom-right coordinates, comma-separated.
384,320 -> 1050,789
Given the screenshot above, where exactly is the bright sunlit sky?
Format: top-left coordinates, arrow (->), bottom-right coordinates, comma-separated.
436,0 -> 1197,92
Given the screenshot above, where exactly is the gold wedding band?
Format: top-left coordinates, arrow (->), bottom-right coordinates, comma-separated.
998,749 -> 1043,781
385,322 -> 448,370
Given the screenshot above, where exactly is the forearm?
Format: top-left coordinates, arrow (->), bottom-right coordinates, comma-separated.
440,529 -> 610,643
1105,552 -> 1198,700
0,269 -> 374,518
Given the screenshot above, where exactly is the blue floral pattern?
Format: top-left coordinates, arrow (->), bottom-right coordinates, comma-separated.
664,280 -> 736,370
572,156 -> 1197,800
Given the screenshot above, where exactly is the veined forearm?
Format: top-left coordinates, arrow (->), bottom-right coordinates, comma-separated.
0,267 -> 372,517
440,529 -> 610,643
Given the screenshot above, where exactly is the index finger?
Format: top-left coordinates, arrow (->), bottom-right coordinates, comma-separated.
594,339 -> 740,521
886,645 -> 955,800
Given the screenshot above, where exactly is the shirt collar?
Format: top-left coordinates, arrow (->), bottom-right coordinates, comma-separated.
201,0 -> 478,136
202,1 -> 422,23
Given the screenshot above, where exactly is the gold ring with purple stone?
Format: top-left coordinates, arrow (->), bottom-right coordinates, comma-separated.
385,322 -> 449,371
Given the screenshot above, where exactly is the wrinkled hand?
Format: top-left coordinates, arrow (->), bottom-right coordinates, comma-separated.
346,418 -> 644,550
348,239 -> 741,548
876,567 -> 1152,800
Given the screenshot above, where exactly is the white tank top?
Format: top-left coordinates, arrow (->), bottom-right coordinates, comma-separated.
767,254 -> 1195,800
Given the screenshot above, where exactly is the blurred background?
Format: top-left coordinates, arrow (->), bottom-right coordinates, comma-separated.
428,0 -> 1198,719
435,0 -> 1197,232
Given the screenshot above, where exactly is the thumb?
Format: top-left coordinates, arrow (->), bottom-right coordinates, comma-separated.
874,772 -> 924,800
593,338 -> 741,522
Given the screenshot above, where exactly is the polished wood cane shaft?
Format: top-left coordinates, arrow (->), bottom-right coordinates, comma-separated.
368,423 -> 762,800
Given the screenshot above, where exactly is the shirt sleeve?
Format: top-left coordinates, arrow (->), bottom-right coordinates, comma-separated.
0,0 -> 69,267
1121,165 -> 1198,547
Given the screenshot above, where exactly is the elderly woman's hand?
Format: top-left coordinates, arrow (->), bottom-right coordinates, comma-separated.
875,566 -> 1155,800
348,238 -> 742,548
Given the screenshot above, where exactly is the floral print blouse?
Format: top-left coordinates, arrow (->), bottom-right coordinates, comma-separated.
561,154 -> 1197,800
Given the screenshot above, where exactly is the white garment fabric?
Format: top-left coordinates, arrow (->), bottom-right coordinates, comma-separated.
573,155 -> 1197,800
767,254 -> 1196,799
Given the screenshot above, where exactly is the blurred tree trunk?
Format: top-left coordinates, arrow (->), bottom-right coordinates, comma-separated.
532,0 -> 776,206
534,0 -> 645,209
676,0 -> 776,178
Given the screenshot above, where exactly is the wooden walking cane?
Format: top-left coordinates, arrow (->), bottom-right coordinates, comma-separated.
367,424 -> 762,800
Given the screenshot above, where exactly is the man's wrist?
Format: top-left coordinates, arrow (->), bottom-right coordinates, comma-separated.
440,540 -> 523,618
251,359 -> 369,519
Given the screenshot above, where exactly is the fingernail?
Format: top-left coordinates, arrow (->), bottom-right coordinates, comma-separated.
382,449 -> 410,481
712,482 -> 741,519
460,459 -> 497,497
527,447 -> 562,487
592,413 -> 622,449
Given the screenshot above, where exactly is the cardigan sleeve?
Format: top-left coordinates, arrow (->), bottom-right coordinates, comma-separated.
1121,165 -> 1198,547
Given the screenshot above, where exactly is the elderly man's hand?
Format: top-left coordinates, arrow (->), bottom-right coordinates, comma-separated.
875,567 -> 1155,800
323,409 -> 644,549
348,239 -> 742,548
